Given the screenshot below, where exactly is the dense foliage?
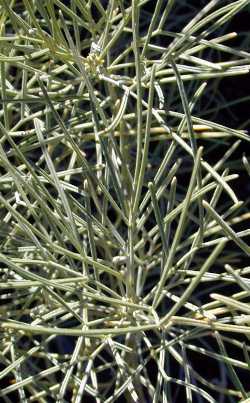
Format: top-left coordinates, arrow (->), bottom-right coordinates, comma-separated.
0,1 -> 250,401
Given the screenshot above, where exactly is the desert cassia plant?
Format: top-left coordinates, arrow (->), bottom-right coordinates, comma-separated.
1,0 -> 250,401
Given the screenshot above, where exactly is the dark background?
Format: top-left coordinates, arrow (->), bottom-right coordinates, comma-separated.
1,1 -> 249,402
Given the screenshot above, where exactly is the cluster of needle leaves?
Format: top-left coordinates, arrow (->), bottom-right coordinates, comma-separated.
0,0 -> 250,402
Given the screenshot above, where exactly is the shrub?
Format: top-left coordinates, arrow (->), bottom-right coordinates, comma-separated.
0,0 -> 250,401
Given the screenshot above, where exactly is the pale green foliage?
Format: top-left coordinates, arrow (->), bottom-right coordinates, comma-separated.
0,0 -> 250,401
